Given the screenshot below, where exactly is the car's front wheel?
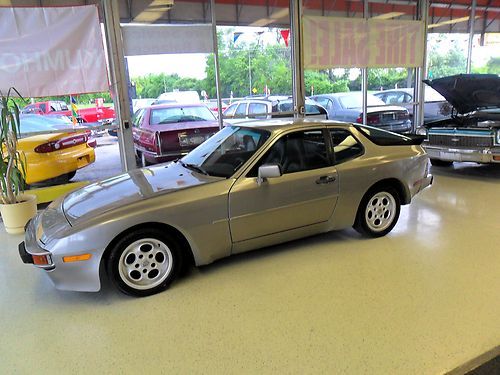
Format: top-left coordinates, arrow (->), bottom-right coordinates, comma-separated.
354,187 -> 401,237
107,229 -> 184,297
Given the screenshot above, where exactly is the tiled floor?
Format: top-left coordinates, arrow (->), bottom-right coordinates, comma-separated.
0,163 -> 499,374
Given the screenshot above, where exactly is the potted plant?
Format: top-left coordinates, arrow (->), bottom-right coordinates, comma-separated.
0,88 -> 37,234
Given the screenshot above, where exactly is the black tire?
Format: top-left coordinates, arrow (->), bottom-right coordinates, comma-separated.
430,158 -> 453,167
106,228 -> 184,297
354,186 -> 401,238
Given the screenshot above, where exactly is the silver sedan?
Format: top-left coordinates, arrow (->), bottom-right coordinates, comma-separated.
19,119 -> 432,297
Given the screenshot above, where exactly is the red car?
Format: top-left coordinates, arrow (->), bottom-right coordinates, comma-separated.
22,100 -> 115,124
132,103 -> 221,166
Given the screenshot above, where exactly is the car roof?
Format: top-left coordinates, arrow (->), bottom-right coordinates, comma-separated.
230,118 -> 353,132
148,103 -> 208,109
313,92 -> 377,99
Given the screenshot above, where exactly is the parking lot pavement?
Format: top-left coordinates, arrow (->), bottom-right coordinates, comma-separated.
73,134 -> 123,183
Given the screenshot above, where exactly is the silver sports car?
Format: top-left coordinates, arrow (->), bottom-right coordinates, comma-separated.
19,119 -> 432,297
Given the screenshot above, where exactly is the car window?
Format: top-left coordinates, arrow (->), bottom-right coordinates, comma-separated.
339,93 -> 385,109
355,125 -> 414,145
60,103 -> 69,111
248,103 -> 268,119
150,106 -> 215,125
133,108 -> 145,127
39,103 -> 46,113
313,97 -> 329,108
385,92 -> 404,104
181,126 -> 270,178
224,103 -> 237,117
248,129 -> 329,176
235,103 -> 247,117
330,129 -> 364,164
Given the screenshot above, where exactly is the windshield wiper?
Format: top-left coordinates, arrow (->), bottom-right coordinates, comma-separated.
180,161 -> 208,175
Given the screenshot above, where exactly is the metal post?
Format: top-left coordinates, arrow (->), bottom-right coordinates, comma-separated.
210,0 -> 224,128
362,0 -> 368,125
102,0 -> 136,171
466,0 -> 477,73
290,0 -> 305,118
414,0 -> 429,131
249,51 -> 252,95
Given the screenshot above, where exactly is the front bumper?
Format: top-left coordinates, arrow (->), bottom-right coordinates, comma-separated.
424,145 -> 500,164
19,218 -> 102,292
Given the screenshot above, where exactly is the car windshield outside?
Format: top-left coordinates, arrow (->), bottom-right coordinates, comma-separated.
339,93 -> 385,109
181,126 -> 270,178
19,114 -> 74,134
150,105 -> 216,125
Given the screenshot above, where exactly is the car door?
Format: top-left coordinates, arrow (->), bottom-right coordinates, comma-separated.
228,128 -> 339,244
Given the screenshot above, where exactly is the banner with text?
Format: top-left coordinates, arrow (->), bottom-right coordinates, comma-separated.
303,16 -> 424,69
0,6 -> 109,97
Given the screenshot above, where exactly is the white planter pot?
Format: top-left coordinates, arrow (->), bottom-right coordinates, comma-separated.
0,194 -> 38,234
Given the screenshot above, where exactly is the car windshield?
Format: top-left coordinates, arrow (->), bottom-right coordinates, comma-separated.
181,126 -> 270,178
339,93 -> 385,109
19,114 -> 74,134
150,106 -> 215,125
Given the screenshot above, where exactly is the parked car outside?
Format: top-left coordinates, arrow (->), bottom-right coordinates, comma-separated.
311,92 -> 411,134
373,87 -> 451,123
417,74 -> 500,166
17,114 -> 96,185
22,100 -> 115,125
132,103 -> 220,166
222,96 -> 328,123
20,119 -> 432,297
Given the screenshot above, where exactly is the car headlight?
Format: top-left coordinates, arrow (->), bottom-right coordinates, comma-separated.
416,127 -> 427,136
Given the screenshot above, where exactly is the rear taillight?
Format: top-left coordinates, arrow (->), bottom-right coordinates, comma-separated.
366,114 -> 380,125
356,114 -> 380,125
35,134 -> 88,153
396,111 -> 409,120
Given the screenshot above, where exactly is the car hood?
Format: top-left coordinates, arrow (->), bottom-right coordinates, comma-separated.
423,74 -> 500,114
62,162 -> 223,225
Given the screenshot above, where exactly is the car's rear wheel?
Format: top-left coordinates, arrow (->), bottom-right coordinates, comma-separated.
107,229 -> 184,297
430,158 -> 453,167
354,186 -> 400,237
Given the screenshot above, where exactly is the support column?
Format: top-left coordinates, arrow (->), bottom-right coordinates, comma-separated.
291,0 -> 305,118
102,0 -> 137,171
362,0 -> 368,125
466,0 -> 477,73
414,0 -> 429,131
210,0 -> 224,128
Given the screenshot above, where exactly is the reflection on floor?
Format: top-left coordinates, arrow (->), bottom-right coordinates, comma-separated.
0,162 -> 499,373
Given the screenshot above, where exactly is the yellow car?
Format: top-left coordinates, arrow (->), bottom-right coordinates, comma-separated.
18,115 -> 96,185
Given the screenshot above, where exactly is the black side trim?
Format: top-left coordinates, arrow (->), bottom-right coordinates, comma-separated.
18,242 -> 33,264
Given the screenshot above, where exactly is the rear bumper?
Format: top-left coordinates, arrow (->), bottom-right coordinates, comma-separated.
424,145 -> 500,163
25,146 -> 96,184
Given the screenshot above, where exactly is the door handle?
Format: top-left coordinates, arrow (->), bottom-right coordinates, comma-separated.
316,175 -> 336,184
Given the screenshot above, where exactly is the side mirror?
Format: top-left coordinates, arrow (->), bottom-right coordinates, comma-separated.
257,164 -> 282,185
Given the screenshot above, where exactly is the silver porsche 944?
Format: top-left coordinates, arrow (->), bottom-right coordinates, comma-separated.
19,119 -> 432,297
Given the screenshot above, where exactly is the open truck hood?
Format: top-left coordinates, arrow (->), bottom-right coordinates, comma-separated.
423,74 -> 500,115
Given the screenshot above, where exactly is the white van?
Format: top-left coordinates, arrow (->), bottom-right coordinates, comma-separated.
155,91 -> 200,105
